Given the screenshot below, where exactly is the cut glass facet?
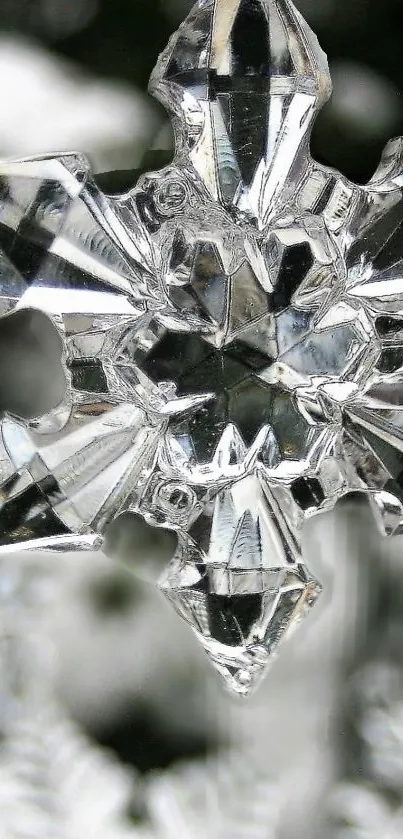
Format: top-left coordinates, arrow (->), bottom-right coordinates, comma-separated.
1,0 -> 403,695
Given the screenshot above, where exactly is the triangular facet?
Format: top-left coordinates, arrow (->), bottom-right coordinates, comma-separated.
228,261 -> 270,336
190,242 -> 228,325
268,0 -> 294,74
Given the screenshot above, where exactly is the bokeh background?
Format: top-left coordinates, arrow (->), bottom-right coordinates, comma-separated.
1,2 -> 403,838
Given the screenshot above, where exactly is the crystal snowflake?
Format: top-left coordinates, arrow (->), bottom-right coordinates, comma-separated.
1,0 -> 403,695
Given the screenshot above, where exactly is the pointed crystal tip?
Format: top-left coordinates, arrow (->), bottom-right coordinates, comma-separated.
159,476 -> 321,695
150,0 -> 331,221
162,563 -> 321,696
153,0 -> 330,101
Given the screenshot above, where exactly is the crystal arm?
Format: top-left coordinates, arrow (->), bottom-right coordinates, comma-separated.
0,407 -> 163,554
159,471 -> 321,696
0,152 -> 158,320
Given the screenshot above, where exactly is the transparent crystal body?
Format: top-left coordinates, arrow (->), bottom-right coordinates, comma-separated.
1,0 -> 403,695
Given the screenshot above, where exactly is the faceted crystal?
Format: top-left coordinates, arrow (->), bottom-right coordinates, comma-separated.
151,0 -> 331,225
160,474 -> 320,694
2,0 -> 403,695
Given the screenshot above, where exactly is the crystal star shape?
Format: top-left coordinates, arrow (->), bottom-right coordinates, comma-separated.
1,0 -> 403,696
